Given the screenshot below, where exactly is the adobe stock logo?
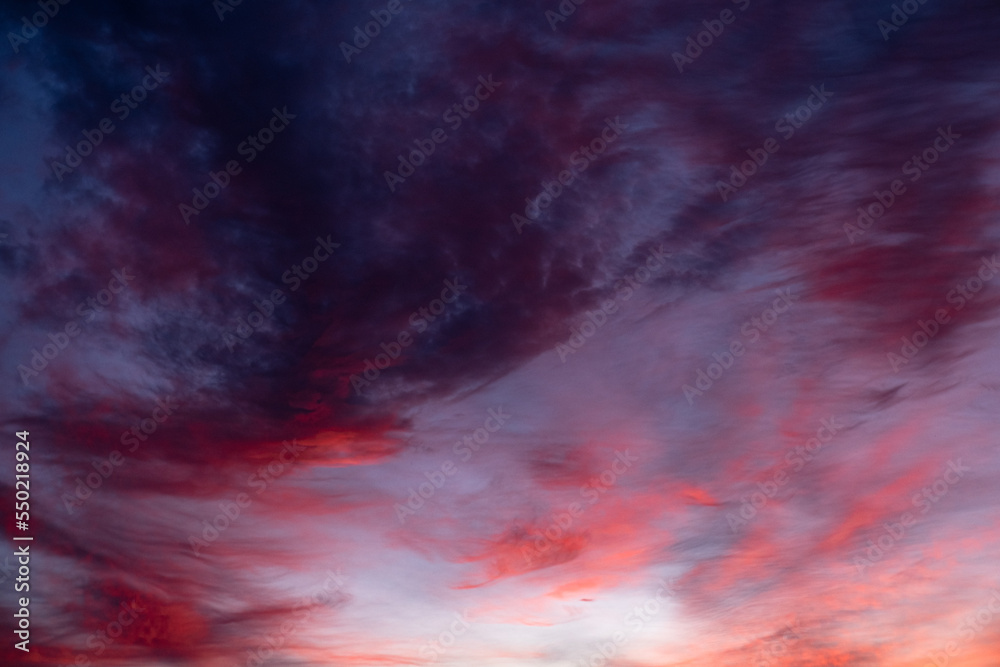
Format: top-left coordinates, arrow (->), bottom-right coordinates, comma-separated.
384,75 -> 502,192
213,0 -> 245,21
925,588 -> 1000,667
244,569 -> 348,667
716,85 -> 833,202
60,600 -> 146,665
544,0 -> 587,31
223,236 -> 340,352
671,0 -> 751,73
179,107 -> 295,224
339,0 -> 413,63
522,450 -> 638,566
844,126 -> 960,244
727,417 -> 843,532
753,621 -> 802,667
350,278 -> 469,395
574,579 -> 677,667
395,407 -> 510,524
877,0 -> 933,41
683,288 -> 798,404
6,0 -> 71,54
17,267 -> 136,385
51,65 -> 170,182
418,611 -> 474,663
554,245 -> 670,362
511,117 -> 628,234
887,253 -> 998,373
853,459 -> 969,576
189,439 -> 308,556
62,396 -> 179,514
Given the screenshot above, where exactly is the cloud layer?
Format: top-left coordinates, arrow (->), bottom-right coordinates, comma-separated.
2,0 -> 1000,665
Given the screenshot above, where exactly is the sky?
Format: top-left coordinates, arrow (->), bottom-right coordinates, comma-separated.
2,0 -> 1000,666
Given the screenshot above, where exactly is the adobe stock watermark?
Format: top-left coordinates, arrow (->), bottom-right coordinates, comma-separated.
853,459 -> 969,575
418,611 -> 474,662
886,253 -> 998,373
51,65 -> 170,182
65,600 -> 146,666
179,106 -> 295,224
188,439 -> 308,556
339,0 -> 413,63
7,0 -> 71,54
682,288 -> 798,404
574,578 -> 677,667
877,0 -> 933,41
17,267 -> 136,385
752,620 -> 802,667
727,417 -> 843,532
672,0 -> 751,73
62,396 -> 179,514
716,84 -> 833,202
925,588 -> 1000,667
213,0 -> 246,21
223,236 -> 340,351
383,75 -> 502,192
844,126 -> 960,244
511,117 -> 628,234
555,245 -> 670,363
350,278 -> 469,395
395,407 -> 510,524
544,0 -> 587,31
522,449 -> 638,566
244,568 -> 349,667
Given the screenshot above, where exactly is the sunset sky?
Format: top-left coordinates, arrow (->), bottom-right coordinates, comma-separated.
2,1 -> 1000,666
